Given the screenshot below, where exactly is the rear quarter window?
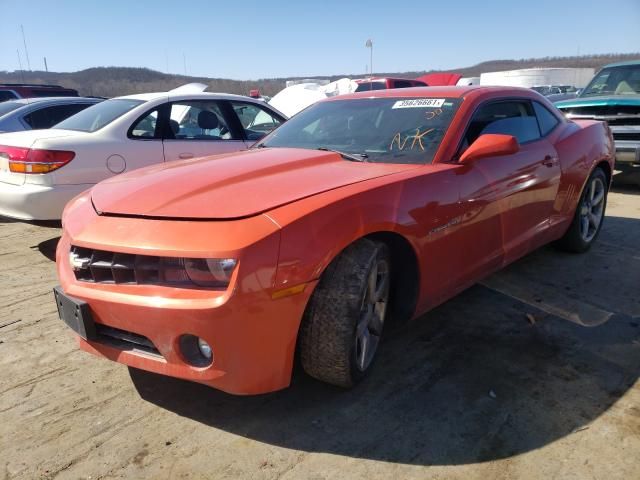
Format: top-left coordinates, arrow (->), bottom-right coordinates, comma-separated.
533,101 -> 560,136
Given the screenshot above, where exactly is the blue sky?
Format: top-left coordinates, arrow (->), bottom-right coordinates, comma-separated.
1,0 -> 639,79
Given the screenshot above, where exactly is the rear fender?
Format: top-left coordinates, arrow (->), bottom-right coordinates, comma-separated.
553,120 -> 614,218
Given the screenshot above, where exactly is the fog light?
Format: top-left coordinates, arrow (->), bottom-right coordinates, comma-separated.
179,334 -> 213,367
197,338 -> 213,360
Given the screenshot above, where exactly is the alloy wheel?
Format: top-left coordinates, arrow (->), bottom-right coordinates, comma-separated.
579,176 -> 605,243
354,257 -> 390,372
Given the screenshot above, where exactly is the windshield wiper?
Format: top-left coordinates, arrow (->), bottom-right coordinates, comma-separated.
317,147 -> 368,162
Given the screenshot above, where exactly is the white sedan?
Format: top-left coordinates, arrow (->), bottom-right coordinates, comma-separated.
0,85 -> 286,220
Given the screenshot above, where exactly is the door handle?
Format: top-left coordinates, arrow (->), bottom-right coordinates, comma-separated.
542,155 -> 557,167
179,153 -> 194,159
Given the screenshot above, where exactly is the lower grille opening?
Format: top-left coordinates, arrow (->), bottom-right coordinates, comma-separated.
613,132 -> 640,142
95,324 -> 163,358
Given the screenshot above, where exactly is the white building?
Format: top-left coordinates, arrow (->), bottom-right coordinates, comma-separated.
480,68 -> 595,88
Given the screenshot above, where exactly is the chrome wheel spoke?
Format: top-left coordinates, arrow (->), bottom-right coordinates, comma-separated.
354,256 -> 390,372
369,308 -> 384,336
373,272 -> 389,303
581,215 -> 589,237
590,180 -> 596,201
592,189 -> 604,206
357,307 -> 372,336
356,328 -> 371,370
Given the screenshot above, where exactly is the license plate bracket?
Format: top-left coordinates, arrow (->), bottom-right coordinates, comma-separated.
53,286 -> 97,341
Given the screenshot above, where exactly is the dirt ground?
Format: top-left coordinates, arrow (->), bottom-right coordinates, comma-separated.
1,176 -> 639,480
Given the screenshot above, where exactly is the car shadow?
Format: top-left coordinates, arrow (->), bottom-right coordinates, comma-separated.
612,169 -> 640,191
0,215 -> 62,228
34,236 -> 60,262
125,215 -> 638,466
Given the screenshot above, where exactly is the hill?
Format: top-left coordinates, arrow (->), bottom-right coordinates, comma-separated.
1,53 -> 638,98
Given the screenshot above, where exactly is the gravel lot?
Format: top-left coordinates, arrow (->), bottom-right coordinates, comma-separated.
1,178 -> 639,480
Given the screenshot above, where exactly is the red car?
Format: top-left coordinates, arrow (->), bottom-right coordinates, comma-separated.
355,77 -> 428,92
55,86 -> 614,395
0,83 -> 79,102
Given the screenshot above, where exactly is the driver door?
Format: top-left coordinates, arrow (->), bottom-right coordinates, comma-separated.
447,99 -> 561,289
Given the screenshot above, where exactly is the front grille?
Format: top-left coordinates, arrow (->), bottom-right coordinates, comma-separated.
70,246 -> 182,285
562,105 -> 640,117
612,131 -> 640,142
605,117 -> 640,126
95,323 -> 162,357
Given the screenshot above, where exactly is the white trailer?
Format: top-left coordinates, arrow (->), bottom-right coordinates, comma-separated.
480,68 -> 595,88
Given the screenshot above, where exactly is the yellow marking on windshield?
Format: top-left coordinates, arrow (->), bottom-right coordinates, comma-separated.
425,108 -> 442,120
389,128 -> 435,152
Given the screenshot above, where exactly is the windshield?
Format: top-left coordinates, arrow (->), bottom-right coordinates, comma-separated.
54,98 -> 144,132
259,97 -> 461,164
0,101 -> 24,118
581,65 -> 640,97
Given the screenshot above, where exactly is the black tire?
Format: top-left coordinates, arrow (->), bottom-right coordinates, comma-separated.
555,167 -> 608,253
299,238 -> 390,388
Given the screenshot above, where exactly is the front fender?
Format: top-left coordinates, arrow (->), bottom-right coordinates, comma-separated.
270,182 -> 419,289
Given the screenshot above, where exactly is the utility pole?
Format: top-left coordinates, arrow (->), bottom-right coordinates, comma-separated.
16,50 -> 25,82
44,57 -> 48,72
365,39 -> 373,77
21,25 -> 31,71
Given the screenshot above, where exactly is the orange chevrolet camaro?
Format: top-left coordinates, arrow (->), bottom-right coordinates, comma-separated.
54,86 -> 614,395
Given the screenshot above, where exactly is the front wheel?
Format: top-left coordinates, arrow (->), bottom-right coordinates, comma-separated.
299,238 -> 390,388
556,167 -> 608,253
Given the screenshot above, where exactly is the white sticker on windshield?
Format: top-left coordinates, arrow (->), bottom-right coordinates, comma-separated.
392,99 -> 445,109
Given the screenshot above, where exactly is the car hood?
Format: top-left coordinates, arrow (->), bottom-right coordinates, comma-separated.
555,95 -> 640,109
91,148 -> 419,219
0,128 -> 88,148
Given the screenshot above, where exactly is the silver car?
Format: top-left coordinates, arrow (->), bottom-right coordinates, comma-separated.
0,97 -> 103,133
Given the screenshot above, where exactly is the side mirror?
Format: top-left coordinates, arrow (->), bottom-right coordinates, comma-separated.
459,134 -> 519,164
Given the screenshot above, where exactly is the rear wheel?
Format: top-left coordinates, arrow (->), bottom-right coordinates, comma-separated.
556,167 -> 608,253
299,238 -> 390,388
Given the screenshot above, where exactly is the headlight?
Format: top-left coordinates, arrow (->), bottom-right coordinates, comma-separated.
68,245 -> 237,290
184,258 -> 237,288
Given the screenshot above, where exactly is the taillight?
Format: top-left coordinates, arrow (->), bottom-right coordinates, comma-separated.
0,144 -> 75,174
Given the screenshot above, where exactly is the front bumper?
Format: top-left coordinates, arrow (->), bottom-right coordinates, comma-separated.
614,140 -> 640,167
609,125 -> 640,168
0,181 -> 92,220
55,201 -> 316,395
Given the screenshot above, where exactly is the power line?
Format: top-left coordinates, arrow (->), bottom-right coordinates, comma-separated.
20,25 -> 31,71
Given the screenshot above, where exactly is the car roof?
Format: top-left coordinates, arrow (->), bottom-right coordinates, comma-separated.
356,77 -> 421,82
330,85 -> 534,101
116,91 -> 270,103
603,59 -> 640,68
5,96 -> 101,106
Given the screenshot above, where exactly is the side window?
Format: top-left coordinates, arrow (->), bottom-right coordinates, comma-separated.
533,102 -> 560,136
463,100 -> 540,150
130,108 -> 161,139
0,90 -> 18,102
230,101 -> 283,141
393,80 -> 413,89
167,101 -> 235,140
23,104 -> 93,129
